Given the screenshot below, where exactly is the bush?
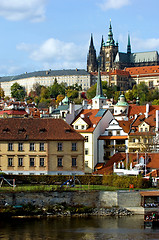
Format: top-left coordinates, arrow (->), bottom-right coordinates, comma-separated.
102,175 -> 150,188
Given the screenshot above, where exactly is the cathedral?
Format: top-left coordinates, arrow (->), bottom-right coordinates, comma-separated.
87,20 -> 159,72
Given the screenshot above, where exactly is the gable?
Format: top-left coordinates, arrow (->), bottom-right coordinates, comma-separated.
72,117 -> 89,127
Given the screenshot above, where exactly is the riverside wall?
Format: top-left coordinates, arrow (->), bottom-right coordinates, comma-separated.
0,190 -> 143,214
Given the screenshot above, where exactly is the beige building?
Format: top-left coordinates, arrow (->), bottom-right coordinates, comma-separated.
0,118 -> 84,175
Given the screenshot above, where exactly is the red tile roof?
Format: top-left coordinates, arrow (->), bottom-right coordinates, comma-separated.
0,110 -> 27,116
0,118 -> 84,141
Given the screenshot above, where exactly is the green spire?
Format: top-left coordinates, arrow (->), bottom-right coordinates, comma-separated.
106,19 -> 115,46
96,58 -> 104,97
127,33 -> 131,54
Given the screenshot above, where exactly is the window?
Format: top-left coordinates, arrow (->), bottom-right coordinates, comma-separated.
58,143 -> 63,151
108,131 -> 112,136
57,157 -> 63,167
144,138 -> 147,144
30,143 -> 35,151
72,143 -> 77,151
30,158 -> 34,167
85,136 -> 89,142
85,161 -> 88,167
117,131 -> 120,136
72,158 -> 77,167
8,158 -> 13,167
85,148 -> 89,155
140,128 -> 143,132
75,125 -> 78,130
132,138 -> 135,143
40,158 -> 44,167
145,128 -> 148,132
81,125 -> 84,129
40,143 -> 45,151
18,158 -> 23,167
18,143 -> 23,151
8,143 -> 13,151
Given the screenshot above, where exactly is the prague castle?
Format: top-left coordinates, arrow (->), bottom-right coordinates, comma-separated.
87,20 -> 159,72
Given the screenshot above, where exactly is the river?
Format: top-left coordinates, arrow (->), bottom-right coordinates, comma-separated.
0,215 -> 159,240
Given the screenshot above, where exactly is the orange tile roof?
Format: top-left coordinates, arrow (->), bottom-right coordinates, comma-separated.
146,170 -> 159,177
98,135 -> 128,140
118,120 -> 133,133
72,109 -> 106,133
126,65 -> 159,76
94,152 -> 159,175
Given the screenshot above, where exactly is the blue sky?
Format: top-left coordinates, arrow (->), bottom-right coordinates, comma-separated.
0,0 -> 159,76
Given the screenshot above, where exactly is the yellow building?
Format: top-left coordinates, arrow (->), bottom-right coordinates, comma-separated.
0,118 -> 84,175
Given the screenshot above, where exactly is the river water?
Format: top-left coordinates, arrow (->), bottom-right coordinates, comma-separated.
0,215 -> 159,240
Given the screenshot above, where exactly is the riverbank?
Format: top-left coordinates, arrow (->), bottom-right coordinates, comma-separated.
0,204 -> 133,218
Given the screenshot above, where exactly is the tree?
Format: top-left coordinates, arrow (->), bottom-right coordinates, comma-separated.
0,87 -> 4,98
49,79 -> 65,98
66,89 -> 78,99
33,83 -> 42,96
86,84 -> 96,99
11,82 -> 26,100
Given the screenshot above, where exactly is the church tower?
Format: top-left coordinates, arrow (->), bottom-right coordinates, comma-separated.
87,34 -> 98,72
100,20 -> 118,72
92,59 -> 106,109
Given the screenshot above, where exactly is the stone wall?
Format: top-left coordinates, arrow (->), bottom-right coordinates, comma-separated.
0,190 -> 142,209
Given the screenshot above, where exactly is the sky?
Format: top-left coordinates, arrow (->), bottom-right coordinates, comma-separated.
0,0 -> 159,76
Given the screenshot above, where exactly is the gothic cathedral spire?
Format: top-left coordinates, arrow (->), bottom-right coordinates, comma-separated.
127,33 -> 131,54
87,34 -> 98,72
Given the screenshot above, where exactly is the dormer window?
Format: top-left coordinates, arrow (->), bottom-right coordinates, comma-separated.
39,128 -> 47,133
3,128 -> 10,133
18,128 -> 26,133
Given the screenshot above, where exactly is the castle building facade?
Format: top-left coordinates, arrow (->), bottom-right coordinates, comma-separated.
87,20 -> 159,73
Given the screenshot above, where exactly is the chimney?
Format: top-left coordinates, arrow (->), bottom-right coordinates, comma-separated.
145,103 -> 149,118
156,110 -> 159,131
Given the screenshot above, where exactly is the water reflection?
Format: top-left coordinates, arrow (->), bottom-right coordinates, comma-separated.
0,216 -> 159,240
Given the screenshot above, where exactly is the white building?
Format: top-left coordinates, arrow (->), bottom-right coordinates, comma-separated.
0,69 -> 91,97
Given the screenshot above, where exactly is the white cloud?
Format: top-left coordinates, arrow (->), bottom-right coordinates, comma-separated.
117,34 -> 159,52
17,38 -> 87,70
132,37 -> 159,51
16,42 -> 37,52
0,0 -> 47,22
99,0 -> 131,10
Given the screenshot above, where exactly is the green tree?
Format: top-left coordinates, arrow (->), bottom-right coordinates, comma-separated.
40,86 -> 50,99
152,99 -> 159,105
125,90 -> 133,102
86,84 -> 96,99
0,87 -> 4,98
66,89 -> 78,99
49,79 -> 65,98
11,82 -> 26,100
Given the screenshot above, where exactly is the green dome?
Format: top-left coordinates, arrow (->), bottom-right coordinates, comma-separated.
116,94 -> 129,106
62,96 -> 69,105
